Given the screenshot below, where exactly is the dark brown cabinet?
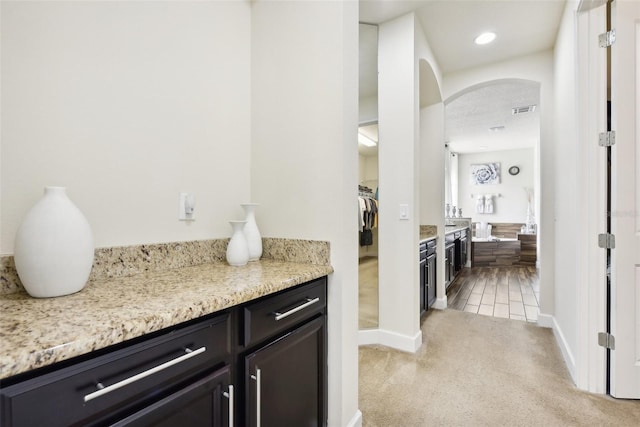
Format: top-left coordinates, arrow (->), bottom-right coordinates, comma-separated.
0,313 -> 232,427
459,229 -> 468,268
0,277 -> 328,427
113,366 -> 232,427
239,277 -> 327,427
419,242 -> 427,315
420,240 -> 437,315
244,317 -> 325,427
426,249 -> 436,308
445,240 -> 455,289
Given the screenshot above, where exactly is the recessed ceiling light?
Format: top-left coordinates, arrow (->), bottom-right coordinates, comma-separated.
489,126 -> 505,132
474,32 -> 496,45
479,146 -> 488,150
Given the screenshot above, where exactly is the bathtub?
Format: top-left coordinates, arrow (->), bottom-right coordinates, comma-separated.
472,236 -> 518,242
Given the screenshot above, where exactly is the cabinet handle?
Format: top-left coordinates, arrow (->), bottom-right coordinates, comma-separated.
83,346 -> 206,403
223,384 -> 234,427
251,368 -> 262,427
273,297 -> 320,321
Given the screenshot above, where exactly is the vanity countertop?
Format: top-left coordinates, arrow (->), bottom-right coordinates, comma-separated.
419,234 -> 437,243
0,259 -> 333,379
444,225 -> 469,235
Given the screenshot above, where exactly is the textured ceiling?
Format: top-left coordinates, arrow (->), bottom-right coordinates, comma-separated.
445,80 -> 540,153
358,0 -> 560,154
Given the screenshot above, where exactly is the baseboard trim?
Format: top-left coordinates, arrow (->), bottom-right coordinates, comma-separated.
358,328 -> 423,353
537,313 -> 554,328
542,313 -> 577,384
358,329 -> 380,346
433,295 -> 447,310
345,410 -> 363,427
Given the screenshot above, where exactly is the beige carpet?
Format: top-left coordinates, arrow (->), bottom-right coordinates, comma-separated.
359,309 -> 640,426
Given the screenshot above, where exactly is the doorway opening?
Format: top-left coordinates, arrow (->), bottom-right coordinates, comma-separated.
443,79 -> 542,322
358,23 -> 380,330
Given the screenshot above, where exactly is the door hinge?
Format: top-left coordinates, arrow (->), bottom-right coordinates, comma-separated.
598,131 -> 616,147
599,29 -> 616,47
598,233 -> 616,249
598,332 -> 615,350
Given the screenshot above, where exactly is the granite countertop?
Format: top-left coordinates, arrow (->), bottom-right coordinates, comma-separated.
444,225 -> 469,235
0,259 -> 333,379
419,234 -> 437,243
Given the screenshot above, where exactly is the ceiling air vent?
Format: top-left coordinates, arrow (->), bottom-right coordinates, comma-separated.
512,105 -> 537,115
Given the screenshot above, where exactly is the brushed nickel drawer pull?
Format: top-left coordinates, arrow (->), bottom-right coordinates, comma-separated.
273,297 -> 320,321
223,384 -> 234,427
83,346 -> 206,403
251,368 -> 262,427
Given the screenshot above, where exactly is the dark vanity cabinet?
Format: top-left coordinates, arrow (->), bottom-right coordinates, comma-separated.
0,313 -> 233,427
0,277 -> 328,427
425,242 -> 437,309
455,229 -> 468,272
445,228 -> 469,290
420,240 -> 437,315
420,242 -> 427,315
445,235 -> 456,289
460,229 -> 468,268
240,277 -> 327,427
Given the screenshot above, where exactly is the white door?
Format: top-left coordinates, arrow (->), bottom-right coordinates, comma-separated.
610,0 -> 640,398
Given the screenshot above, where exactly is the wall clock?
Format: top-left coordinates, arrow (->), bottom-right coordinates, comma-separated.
508,166 -> 520,176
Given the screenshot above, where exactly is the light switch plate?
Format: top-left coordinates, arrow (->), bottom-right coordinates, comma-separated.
399,203 -> 409,220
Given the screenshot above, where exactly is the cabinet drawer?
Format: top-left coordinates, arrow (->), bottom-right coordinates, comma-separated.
0,313 -> 230,427
242,277 -> 327,348
112,365 -> 231,427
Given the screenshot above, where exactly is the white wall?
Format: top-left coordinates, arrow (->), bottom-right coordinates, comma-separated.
359,95 -> 378,124
457,148 -> 535,223
443,51 -> 555,316
358,154 -> 378,190
250,1 -> 360,425
0,1 -> 252,253
377,12 -> 421,350
553,0 -> 608,393
419,103 -> 445,303
553,1 -> 580,382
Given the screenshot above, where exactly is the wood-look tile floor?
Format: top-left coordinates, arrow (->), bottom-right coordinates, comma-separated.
447,266 -> 540,322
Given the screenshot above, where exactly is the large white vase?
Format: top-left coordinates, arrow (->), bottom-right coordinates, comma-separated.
241,203 -> 262,261
226,220 -> 249,266
14,186 -> 95,298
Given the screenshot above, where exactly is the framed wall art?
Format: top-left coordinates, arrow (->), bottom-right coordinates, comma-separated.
470,163 -> 500,185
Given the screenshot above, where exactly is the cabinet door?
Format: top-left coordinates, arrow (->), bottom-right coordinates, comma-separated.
244,316 -> 326,427
461,238 -> 468,267
426,254 -> 437,308
445,245 -> 454,286
419,258 -> 426,314
112,366 -> 232,427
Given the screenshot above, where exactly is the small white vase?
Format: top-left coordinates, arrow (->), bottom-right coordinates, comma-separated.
226,220 -> 249,266
14,186 -> 94,298
241,203 -> 262,261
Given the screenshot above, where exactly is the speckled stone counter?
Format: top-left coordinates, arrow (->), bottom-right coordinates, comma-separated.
420,225 -> 437,243
444,225 -> 468,235
0,239 -> 332,379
